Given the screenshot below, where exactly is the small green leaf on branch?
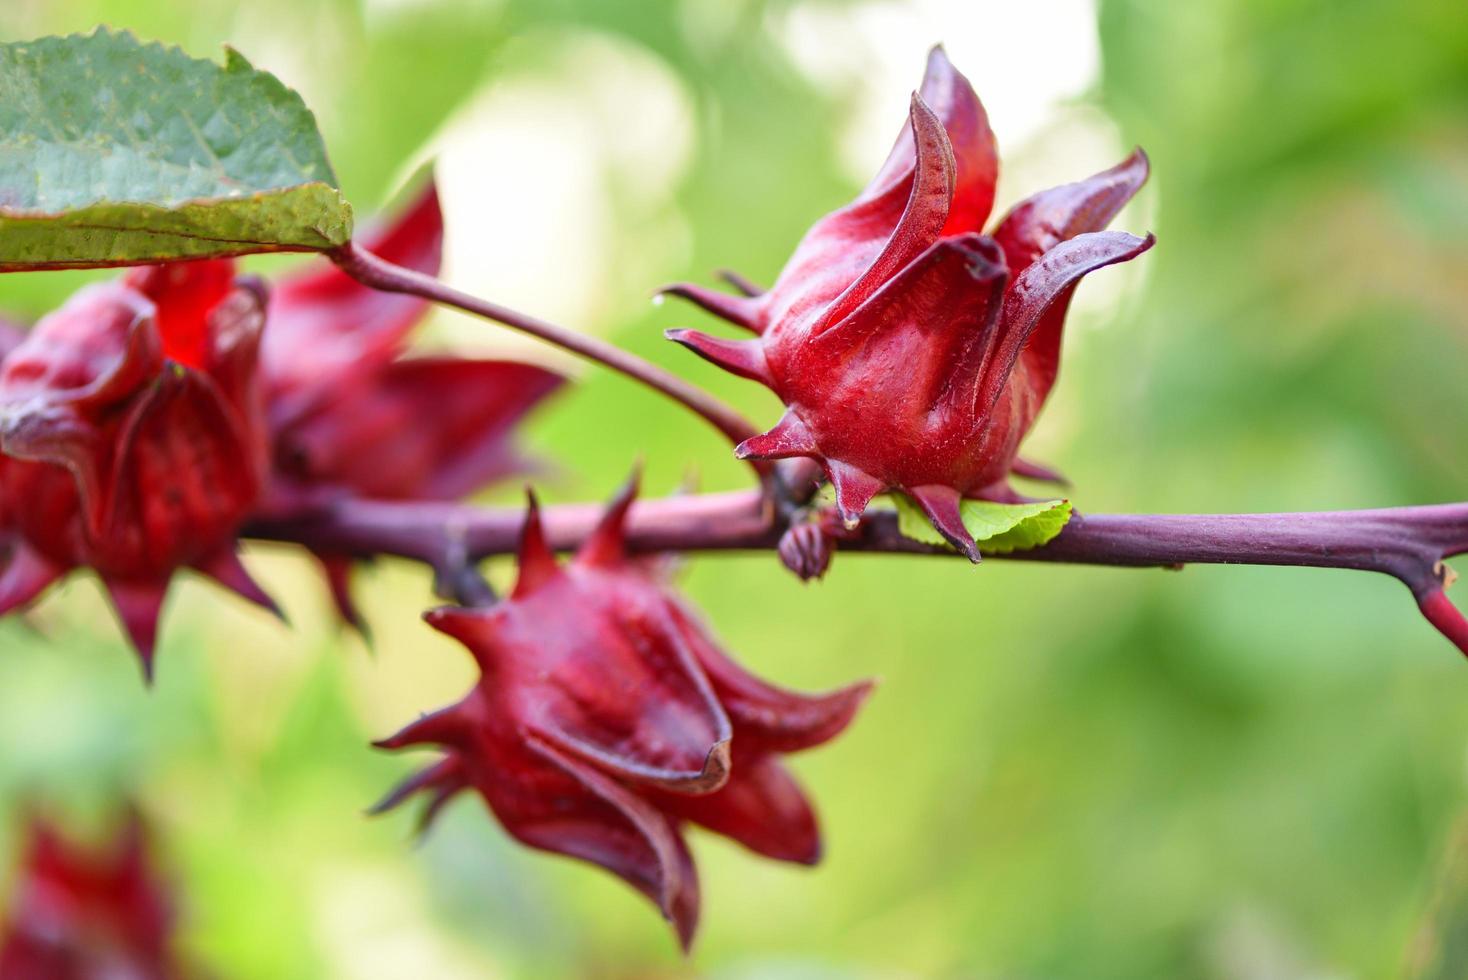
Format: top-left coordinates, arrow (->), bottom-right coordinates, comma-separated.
891,494 -> 1073,553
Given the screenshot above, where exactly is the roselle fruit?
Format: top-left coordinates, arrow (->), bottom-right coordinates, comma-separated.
0,814 -> 183,980
664,47 -> 1153,559
0,262 -> 275,672
374,477 -> 872,948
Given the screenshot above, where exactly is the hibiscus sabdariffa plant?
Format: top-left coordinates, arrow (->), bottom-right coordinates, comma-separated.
3,28 -> 1468,949
375,477 -> 870,947
664,48 -> 1152,558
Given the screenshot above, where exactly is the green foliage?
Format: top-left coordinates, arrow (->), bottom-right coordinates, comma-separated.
0,29 -> 350,270
891,494 -> 1073,553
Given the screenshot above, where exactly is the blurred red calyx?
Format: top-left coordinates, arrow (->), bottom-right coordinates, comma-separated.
0,814 -> 183,980
374,477 -> 872,949
263,180 -> 562,501
259,181 -> 563,628
664,47 -> 1153,559
0,262 -> 273,671
0,180 -> 563,651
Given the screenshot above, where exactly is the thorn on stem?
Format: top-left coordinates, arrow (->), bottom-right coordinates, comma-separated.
1435,560 -> 1458,590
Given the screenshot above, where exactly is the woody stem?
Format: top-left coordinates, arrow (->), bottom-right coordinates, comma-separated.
329,242 -> 770,480
246,495 -> 1468,657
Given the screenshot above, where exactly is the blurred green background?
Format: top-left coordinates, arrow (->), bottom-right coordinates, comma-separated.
2,0 -> 1468,976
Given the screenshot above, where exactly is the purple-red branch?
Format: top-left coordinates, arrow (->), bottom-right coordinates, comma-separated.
245,495 -> 1468,657
315,218 -> 1468,657
328,243 -> 770,478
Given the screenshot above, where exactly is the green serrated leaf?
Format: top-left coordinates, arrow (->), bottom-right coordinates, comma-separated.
890,493 -> 1073,554
0,29 -> 353,270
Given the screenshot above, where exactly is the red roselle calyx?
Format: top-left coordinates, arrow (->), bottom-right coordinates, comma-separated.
373,477 -> 872,949
0,262 -> 275,672
264,181 -> 562,498
0,814 -> 184,980
261,181 -> 563,628
0,182 -> 563,653
664,47 -> 1153,560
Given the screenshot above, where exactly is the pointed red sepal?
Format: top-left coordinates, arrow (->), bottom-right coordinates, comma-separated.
978,230 -> 1155,417
717,269 -> 765,298
735,677 -> 872,754
991,150 -> 1151,406
1011,457 -> 1070,487
907,484 -> 981,562
993,147 -> 1151,276
734,409 -> 820,461
201,283 -> 269,407
972,479 -> 1028,505
664,329 -> 772,385
675,604 -> 874,752
422,606 -> 504,672
413,770 -> 468,835
659,284 -> 763,333
757,83 -> 957,334
521,735 -> 701,951
102,578 -> 168,681
123,258 -> 236,370
820,93 -> 957,331
373,705 -> 473,751
361,178 -> 444,272
0,542 -> 65,615
863,47 -> 997,235
368,756 -> 470,833
194,548 -> 284,622
318,554 -> 369,637
512,489 -> 560,598
661,751 -> 822,865
921,46 -> 999,236
828,461 -> 885,526
579,468 -> 640,568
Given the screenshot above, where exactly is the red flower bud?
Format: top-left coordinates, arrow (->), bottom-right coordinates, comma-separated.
664,48 -> 1152,559
0,263 -> 274,672
778,521 -> 832,581
373,477 -> 872,949
0,813 -> 183,980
